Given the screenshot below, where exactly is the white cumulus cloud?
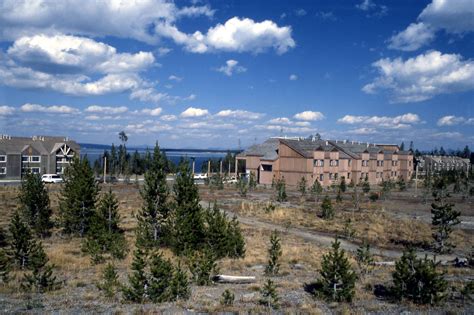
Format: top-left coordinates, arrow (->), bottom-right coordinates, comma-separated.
362,51 -> 474,103
141,107 -> 163,116
180,107 -> 209,118
85,105 -> 128,114
294,111 -> 324,121
216,109 -> 264,120
0,105 -> 15,115
338,113 -> 420,129
289,74 -> 298,81
437,115 -> 474,126
21,103 -> 79,114
388,22 -> 435,51
216,60 -> 247,76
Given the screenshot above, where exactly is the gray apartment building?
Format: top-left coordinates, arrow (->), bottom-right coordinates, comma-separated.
417,155 -> 471,175
0,135 -> 80,180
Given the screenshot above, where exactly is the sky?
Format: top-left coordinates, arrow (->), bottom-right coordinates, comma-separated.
0,0 -> 473,150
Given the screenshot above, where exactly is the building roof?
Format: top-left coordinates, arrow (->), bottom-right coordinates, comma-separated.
0,135 -> 80,155
237,138 -> 280,161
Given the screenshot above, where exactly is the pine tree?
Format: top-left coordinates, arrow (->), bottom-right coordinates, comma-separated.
431,190 -> 460,253
356,241 -> 374,275
21,240 -> 60,293
265,230 -> 282,276
311,180 -> 323,202
259,279 -> 279,309
0,227 -> 7,248
221,289 -> 235,306
381,179 -> 393,200
97,262 -> 120,298
147,252 -> 174,302
225,215 -> 246,259
123,247 -> 148,303
172,161 -> 206,255
275,178 -> 287,202
18,172 -> 53,237
298,176 -> 307,197
110,143 -> 117,176
169,262 -> 190,301
336,189 -> 342,203
315,238 -> 357,302
362,177 -> 370,194
236,176 -> 248,197
248,172 -> 257,190
187,250 -> 218,286
321,196 -> 334,220
82,189 -> 127,263
339,176 -> 347,193
9,211 -> 35,269
392,248 -> 447,304
59,157 -> 99,237
136,142 -> 171,249
397,178 -> 406,191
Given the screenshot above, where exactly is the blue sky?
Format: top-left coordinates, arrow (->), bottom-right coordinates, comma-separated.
0,0 -> 472,149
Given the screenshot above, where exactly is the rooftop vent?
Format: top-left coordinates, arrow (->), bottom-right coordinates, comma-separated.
325,141 -> 328,145
1,134 -> 11,140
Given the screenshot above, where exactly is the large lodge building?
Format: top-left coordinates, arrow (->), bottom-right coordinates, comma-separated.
237,137 -> 414,187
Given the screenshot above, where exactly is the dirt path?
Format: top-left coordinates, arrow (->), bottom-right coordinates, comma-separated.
208,202 -> 460,263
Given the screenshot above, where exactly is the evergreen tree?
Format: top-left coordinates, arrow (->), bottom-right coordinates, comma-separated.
339,176 -> 347,193
310,180 -> 323,202
225,215 -> 246,259
21,240 -> 60,293
59,157 -> 99,237
221,289 -> 235,306
265,230 -> 282,276
148,252 -> 174,302
0,227 -> 7,248
397,178 -> 406,191
314,238 -> 357,302
248,172 -> 257,190
172,161 -> 206,255
336,189 -> 342,203
110,144 -> 117,176
187,250 -> 218,286
321,196 -> 334,220
97,262 -> 121,298
362,176 -> 370,194
356,241 -> 373,275
123,247 -> 148,303
131,150 -> 143,175
236,176 -> 248,197
400,142 -> 405,151
136,142 -> 171,249
9,211 -> 35,269
82,189 -> 127,263
431,190 -> 460,253
392,248 -> 447,304
169,263 -> 190,301
259,279 -> 279,309
381,179 -> 392,200
275,178 -> 287,202
298,176 -> 307,196
18,172 -> 53,237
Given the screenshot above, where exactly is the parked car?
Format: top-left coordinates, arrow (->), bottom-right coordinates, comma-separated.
41,174 -> 63,183
193,173 -> 208,180
95,175 -> 118,183
224,176 -> 238,184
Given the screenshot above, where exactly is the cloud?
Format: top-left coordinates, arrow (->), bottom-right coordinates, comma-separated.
388,0 -> 474,51
268,117 -> 292,125
157,47 -> 172,56
338,113 -> 420,129
216,60 -> 247,76
20,103 -> 79,114
362,51 -> 474,103
347,127 -> 377,135
168,75 -> 182,81
437,115 -> 474,126
316,11 -> 337,21
180,107 -> 209,118
294,111 -> 325,121
85,105 -> 128,114
388,22 -> 435,51
216,109 -> 264,120
160,114 -> 177,121
289,74 -> 298,81
0,0 -> 213,43
294,9 -> 307,17
0,105 -> 15,115
141,107 -> 163,116
355,0 -> 388,17
156,17 -> 295,54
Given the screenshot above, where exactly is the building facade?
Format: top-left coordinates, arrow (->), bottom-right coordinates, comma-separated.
417,155 -> 471,174
237,137 -> 414,187
0,135 -> 80,180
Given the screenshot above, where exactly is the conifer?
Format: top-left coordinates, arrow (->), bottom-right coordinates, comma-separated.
147,252 -> 174,302
321,196 -> 334,220
21,240 -> 60,293
298,176 -> 307,196
236,176 -> 248,197
356,241 -> 374,275
315,238 -> 357,302
397,178 -> 406,191
123,247 -> 148,303
339,176 -> 347,193
221,289 -> 235,306
136,142 -> 171,249
275,178 -> 287,202
431,190 -> 460,253
97,262 -> 120,298
18,172 -> 53,237
336,189 -> 342,203
362,177 -> 370,194
172,161 -> 205,255
0,249 -> 11,283
310,180 -> 323,202
265,230 -> 282,276
248,172 -> 257,190
9,211 -> 35,269
59,157 -> 99,237
169,262 -> 190,301
187,250 -> 218,286
259,279 -> 279,309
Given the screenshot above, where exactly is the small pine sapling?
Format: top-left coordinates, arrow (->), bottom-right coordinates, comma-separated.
259,279 -> 279,309
97,262 -> 121,298
265,230 -> 282,276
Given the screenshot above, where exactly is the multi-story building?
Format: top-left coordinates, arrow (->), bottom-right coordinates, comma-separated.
236,137 -> 413,187
0,135 -> 80,180
418,155 -> 471,174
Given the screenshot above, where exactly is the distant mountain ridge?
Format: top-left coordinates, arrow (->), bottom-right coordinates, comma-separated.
79,143 -> 241,153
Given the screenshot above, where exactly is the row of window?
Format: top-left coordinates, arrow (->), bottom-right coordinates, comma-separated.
22,156 -> 41,163
314,159 -> 402,168
0,155 -> 6,163
22,167 -> 40,174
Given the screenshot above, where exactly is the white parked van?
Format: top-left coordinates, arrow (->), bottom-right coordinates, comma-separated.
41,174 -> 63,183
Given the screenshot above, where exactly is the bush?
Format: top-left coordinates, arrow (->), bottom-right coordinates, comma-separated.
369,192 -> 379,202
321,196 -> 334,220
221,289 -> 235,306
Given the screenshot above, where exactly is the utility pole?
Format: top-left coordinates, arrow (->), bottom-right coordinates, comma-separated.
414,162 -> 418,197
192,158 -> 195,176
207,160 -> 211,177
219,160 -> 223,175
103,156 -> 107,184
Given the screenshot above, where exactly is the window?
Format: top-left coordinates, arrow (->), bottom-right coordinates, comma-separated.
348,160 -> 352,167
376,172 -> 379,178
261,164 -> 272,171
314,159 -> 324,167
31,156 -> 41,162
347,173 -> 351,179
0,155 -> 6,162
319,174 -> 324,181
330,160 -> 339,166
22,156 -> 29,162
334,173 -> 338,180
0,167 -> 5,174
31,167 -> 40,174
329,173 -> 334,180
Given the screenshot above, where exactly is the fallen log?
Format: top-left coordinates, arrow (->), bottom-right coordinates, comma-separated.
213,275 -> 256,284
373,261 -> 395,266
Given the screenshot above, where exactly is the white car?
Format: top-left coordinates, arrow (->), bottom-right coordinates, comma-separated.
41,174 -> 63,183
193,173 -> 208,180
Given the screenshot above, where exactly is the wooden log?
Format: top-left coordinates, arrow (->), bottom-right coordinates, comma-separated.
213,275 -> 256,284
372,261 -> 395,266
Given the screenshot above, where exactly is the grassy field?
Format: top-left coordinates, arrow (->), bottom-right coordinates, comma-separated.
0,182 -> 473,313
